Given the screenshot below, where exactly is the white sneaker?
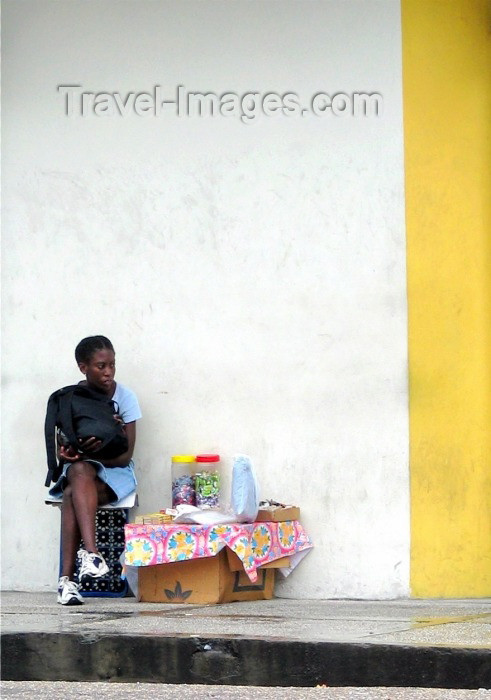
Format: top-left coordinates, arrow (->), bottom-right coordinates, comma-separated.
57,576 -> 84,606
78,548 -> 109,582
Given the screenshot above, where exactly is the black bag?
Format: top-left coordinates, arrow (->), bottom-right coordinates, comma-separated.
44,384 -> 129,487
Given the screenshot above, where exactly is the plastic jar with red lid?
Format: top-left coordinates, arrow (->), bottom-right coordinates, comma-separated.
194,454 -> 221,509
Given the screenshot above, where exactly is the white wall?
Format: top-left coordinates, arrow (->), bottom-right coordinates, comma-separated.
1,0 -> 409,598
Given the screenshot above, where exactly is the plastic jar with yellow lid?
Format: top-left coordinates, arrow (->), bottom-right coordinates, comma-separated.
171,455 -> 196,506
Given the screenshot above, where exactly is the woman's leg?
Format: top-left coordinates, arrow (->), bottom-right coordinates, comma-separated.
60,482 -> 81,579
66,461 -> 100,552
61,461 -> 114,576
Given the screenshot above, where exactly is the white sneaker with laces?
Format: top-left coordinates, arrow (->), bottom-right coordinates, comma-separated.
57,576 -> 84,606
78,548 -> 109,582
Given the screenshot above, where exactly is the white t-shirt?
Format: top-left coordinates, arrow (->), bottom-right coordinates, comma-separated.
111,383 -> 142,424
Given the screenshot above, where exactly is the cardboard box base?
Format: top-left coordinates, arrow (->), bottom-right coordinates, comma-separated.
137,550 -> 275,604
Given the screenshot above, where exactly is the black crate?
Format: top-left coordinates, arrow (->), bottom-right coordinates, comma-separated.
62,508 -> 129,597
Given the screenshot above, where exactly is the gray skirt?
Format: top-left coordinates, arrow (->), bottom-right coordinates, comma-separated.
48,459 -> 137,505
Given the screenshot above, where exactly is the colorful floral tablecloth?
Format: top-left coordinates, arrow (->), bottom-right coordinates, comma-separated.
124,520 -> 313,583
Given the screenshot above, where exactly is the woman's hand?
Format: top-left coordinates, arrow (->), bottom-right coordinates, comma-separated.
113,413 -> 125,428
59,445 -> 83,462
78,436 -> 103,453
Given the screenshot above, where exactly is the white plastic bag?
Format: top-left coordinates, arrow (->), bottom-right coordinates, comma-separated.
231,454 -> 260,523
172,504 -> 237,525
120,552 -> 139,598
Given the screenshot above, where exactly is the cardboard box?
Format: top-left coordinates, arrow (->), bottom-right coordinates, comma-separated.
138,549 -> 280,604
255,506 -> 300,522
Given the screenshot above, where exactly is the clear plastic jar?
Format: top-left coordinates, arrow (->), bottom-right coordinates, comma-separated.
195,454 -> 221,509
171,455 -> 196,507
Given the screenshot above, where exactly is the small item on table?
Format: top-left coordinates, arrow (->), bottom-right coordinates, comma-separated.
134,512 -> 174,525
194,453 -> 221,508
256,499 -> 300,522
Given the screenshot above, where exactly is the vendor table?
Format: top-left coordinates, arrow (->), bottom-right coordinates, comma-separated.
124,520 -> 313,583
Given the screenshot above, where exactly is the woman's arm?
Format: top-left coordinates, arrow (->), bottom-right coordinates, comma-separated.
97,421 -> 137,467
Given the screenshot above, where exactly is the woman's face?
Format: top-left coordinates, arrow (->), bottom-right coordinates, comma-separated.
79,348 -> 116,394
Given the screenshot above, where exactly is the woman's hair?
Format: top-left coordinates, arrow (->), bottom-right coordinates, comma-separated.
75,335 -> 114,364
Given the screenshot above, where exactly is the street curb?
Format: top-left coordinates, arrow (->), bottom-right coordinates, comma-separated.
2,633 -> 490,688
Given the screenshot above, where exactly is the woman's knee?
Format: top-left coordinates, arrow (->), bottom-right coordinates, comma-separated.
66,461 -> 97,482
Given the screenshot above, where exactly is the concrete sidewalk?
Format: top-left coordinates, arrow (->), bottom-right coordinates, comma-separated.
2,593 -> 490,688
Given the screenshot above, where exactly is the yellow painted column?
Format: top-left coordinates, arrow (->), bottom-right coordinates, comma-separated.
402,0 -> 491,596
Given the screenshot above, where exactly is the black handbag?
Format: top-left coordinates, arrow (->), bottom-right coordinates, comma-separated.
44,384 -> 129,486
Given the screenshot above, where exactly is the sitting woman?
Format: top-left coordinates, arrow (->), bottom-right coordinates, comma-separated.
48,335 -> 141,605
